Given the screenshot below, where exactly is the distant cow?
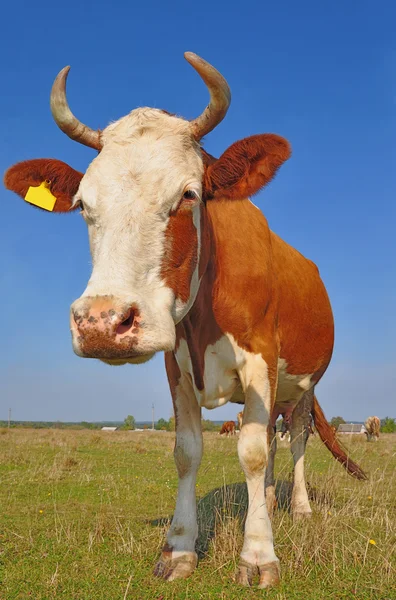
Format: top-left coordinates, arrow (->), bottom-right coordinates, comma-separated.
331,425 -> 337,435
364,416 -> 380,441
219,421 -> 236,436
237,411 -> 243,430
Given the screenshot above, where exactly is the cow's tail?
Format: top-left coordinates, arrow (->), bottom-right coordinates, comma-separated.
311,395 -> 367,480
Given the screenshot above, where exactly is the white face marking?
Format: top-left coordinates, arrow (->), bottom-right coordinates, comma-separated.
73,109 -> 204,354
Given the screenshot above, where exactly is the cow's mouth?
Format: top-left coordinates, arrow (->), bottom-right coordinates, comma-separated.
101,353 -> 156,366
72,341 -> 156,365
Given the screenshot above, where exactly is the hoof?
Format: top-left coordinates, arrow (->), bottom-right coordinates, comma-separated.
154,550 -> 198,581
236,559 -> 257,586
236,559 -> 280,588
258,561 -> 281,589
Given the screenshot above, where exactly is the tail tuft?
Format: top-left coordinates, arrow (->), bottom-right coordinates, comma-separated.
312,395 -> 367,480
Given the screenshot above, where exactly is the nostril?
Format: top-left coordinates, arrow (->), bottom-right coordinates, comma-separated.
73,310 -> 83,327
116,310 -> 135,335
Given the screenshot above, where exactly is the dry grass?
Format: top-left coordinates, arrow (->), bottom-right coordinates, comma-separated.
0,429 -> 395,599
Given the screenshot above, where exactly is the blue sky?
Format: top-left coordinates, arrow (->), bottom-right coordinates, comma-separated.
1,0 -> 395,423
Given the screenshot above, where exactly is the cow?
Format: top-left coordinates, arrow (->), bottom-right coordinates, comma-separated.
364,416 -> 380,441
4,52 -> 367,590
219,421 -> 236,436
237,411 -> 243,431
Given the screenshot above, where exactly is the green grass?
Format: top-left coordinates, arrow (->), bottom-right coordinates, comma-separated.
0,429 -> 395,599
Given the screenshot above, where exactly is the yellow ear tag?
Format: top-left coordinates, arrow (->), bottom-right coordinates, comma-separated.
24,180 -> 56,211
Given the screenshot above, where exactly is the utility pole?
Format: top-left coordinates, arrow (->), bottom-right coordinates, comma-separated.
152,403 -> 155,430
8,408 -> 11,429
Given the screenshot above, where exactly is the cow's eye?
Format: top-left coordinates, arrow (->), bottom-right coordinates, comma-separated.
183,190 -> 197,201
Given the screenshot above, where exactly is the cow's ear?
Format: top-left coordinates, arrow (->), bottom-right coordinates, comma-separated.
4,159 -> 84,213
204,134 -> 291,200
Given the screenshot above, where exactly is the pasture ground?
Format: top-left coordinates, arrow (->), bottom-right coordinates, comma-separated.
0,428 -> 395,599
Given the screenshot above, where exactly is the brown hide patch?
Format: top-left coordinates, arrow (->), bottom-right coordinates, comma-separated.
204,134 -> 291,200
183,318 -> 205,391
206,197 -> 276,355
270,232 -> 334,376
4,159 -> 83,213
161,207 -> 198,304
165,351 -> 182,429
176,195 -> 333,399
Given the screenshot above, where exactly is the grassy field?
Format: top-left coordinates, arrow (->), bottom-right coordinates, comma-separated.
0,428 -> 395,599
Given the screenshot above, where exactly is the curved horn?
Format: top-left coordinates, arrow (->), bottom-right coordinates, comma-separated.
184,52 -> 231,140
50,66 -> 102,151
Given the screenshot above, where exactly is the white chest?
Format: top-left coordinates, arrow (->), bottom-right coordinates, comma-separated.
176,334 -> 245,409
175,337 -> 313,410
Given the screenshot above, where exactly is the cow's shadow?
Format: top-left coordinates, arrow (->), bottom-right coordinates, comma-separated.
150,478 -> 326,557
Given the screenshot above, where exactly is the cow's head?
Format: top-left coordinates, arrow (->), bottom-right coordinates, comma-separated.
4,53 -> 290,365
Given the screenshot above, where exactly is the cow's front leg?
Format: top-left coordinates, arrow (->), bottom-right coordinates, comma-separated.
236,356 -> 280,589
154,352 -> 202,581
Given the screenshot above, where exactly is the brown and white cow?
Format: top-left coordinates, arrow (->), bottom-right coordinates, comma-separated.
219,421 -> 236,436
4,52 -> 366,589
364,416 -> 380,441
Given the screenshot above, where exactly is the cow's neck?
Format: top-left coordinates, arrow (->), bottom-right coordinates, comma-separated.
175,201 -> 220,390
175,195 -> 274,390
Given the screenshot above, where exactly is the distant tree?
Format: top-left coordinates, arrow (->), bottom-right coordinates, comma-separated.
330,416 -> 346,430
201,419 -> 220,432
168,415 -> 175,432
380,417 -> 396,433
155,418 -> 169,431
122,415 -> 136,430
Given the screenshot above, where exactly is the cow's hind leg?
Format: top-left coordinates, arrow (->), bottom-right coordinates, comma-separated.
154,352 -> 202,581
290,388 -> 314,520
236,354 -> 280,589
265,425 -> 277,518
